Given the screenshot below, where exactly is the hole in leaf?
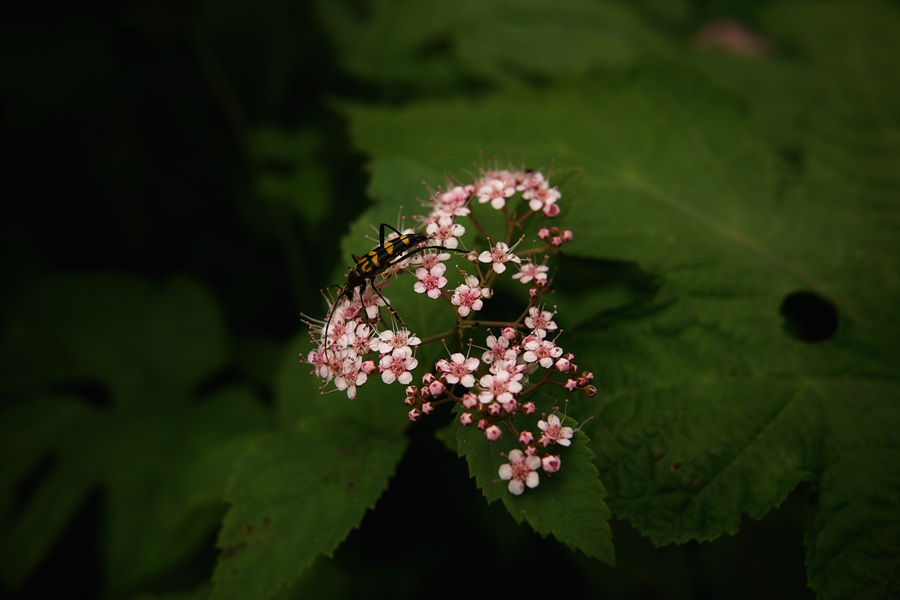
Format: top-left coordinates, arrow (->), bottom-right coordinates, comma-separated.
779,290 -> 838,342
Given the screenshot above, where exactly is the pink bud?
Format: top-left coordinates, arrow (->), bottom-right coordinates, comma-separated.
408,408 -> 421,422
521,402 -> 536,415
459,412 -> 474,426
462,393 -> 478,409
542,455 -> 561,473
428,380 -> 445,397
519,431 -> 534,444
485,425 -> 502,441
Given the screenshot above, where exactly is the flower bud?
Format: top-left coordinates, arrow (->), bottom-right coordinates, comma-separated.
542,455 -> 561,473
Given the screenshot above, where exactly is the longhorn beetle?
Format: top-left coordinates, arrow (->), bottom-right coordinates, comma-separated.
321,223 -> 467,355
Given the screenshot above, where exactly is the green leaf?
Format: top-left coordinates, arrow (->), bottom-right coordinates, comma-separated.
253,126 -> 331,226
0,275 -> 269,595
0,274 -> 229,405
455,407 -> 614,564
317,0 -> 678,90
340,3 -> 900,593
804,383 -> 900,599
276,333 -> 410,432
211,419 -> 407,600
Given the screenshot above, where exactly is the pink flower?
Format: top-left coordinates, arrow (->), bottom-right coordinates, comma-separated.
359,283 -> 389,319
537,414 -> 574,447
436,352 -> 480,387
379,353 -> 419,385
518,171 -> 547,198
436,185 -> 472,217
524,306 -> 558,338
498,449 -> 542,495
425,215 -> 466,249
476,178 -> 515,210
334,357 -> 368,399
478,241 -> 521,274
488,356 -> 525,379
481,333 -> 513,365
306,346 -> 333,380
525,184 -> 561,215
512,260 -> 549,285
413,265 -> 448,299
523,338 -> 563,368
451,276 -> 490,317
478,370 -> 522,404
412,249 -> 451,272
370,329 -> 421,356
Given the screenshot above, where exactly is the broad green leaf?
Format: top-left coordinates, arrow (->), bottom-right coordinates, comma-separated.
316,0 -> 678,90
804,381 -> 900,599
219,333 -> 411,598
341,3 -> 900,594
456,408 -> 614,564
210,419 -> 407,600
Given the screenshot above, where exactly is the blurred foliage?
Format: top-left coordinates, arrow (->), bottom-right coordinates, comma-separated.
2,1 -> 898,599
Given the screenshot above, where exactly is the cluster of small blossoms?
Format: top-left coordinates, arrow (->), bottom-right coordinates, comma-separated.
302,164 -> 595,494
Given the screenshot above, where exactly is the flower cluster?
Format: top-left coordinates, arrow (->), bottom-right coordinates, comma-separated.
302,164 -> 595,495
